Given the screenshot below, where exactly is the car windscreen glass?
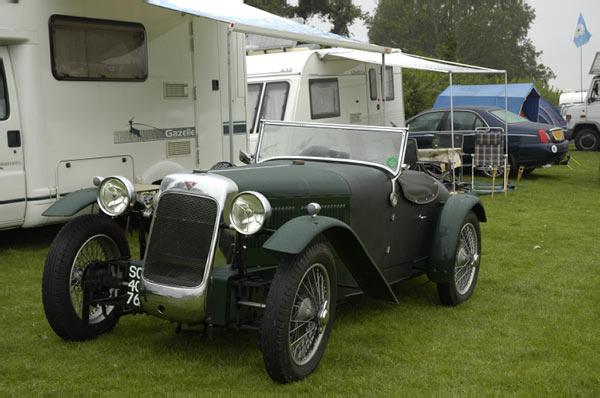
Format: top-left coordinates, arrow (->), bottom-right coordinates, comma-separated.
247,83 -> 262,133
489,109 -> 529,124
0,61 -> 7,120
257,122 -> 407,174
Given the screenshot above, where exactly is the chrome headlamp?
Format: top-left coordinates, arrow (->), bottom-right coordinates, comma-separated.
229,191 -> 272,235
97,176 -> 136,217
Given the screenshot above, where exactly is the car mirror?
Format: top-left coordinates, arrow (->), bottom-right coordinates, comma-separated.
239,150 -> 254,164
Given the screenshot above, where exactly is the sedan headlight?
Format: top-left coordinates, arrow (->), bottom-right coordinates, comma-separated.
97,176 -> 136,217
229,191 -> 271,235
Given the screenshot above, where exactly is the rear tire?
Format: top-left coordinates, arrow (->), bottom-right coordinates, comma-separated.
42,214 -> 130,341
575,128 -> 599,151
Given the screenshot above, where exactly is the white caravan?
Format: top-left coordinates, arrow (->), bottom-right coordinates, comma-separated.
0,0 -> 248,229
246,49 -> 405,142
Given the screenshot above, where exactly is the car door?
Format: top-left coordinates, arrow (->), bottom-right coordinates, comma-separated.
0,47 -> 25,229
586,79 -> 600,123
438,110 -> 487,153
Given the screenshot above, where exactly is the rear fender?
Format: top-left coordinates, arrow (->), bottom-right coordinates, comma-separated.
263,216 -> 398,303
427,194 -> 486,283
42,188 -> 97,217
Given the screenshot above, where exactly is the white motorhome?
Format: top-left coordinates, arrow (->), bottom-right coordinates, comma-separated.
246,49 -> 405,138
0,0 -> 249,229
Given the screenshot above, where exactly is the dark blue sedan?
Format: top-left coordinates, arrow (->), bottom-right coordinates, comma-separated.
406,106 -> 570,174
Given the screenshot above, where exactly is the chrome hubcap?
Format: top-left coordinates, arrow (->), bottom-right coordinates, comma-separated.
288,263 -> 330,366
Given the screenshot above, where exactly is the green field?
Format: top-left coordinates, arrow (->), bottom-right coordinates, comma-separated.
1,148 -> 599,395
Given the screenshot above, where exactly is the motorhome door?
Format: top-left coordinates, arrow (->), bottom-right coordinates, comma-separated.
0,47 -> 25,229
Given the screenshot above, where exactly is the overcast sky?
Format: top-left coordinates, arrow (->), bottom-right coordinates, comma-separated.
310,0 -> 600,92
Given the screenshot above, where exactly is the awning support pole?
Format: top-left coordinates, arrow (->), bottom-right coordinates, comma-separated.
382,53 -> 386,126
449,71 -> 455,194
504,72 -> 509,192
227,25 -> 235,164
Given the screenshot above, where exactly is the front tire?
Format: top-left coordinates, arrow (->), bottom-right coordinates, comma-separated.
437,211 -> 481,306
260,242 -> 336,383
575,128 -> 599,151
42,214 -> 130,341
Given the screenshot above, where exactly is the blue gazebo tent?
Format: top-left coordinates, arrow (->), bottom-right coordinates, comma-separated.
433,83 -> 541,121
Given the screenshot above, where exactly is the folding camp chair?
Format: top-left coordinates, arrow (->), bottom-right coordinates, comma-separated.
471,127 -> 508,193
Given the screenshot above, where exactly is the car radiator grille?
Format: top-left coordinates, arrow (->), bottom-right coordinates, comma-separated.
143,193 -> 218,288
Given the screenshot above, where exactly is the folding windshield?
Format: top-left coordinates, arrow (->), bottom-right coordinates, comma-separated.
256,121 -> 408,175
489,109 -> 529,124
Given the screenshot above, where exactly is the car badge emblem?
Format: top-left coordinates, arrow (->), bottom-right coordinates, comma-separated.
184,181 -> 197,190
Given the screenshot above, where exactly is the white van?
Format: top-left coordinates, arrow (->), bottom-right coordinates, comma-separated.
565,52 -> 600,150
246,48 -> 405,145
0,0 -> 248,229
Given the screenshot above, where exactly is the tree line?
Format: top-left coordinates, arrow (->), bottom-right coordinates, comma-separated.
245,0 -> 560,116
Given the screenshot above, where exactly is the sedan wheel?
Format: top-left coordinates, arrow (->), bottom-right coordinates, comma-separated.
260,242 -> 336,383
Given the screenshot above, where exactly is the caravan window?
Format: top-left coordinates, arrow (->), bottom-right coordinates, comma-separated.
368,68 -> 377,100
383,66 -> 394,101
0,60 -> 8,120
50,15 -> 148,81
261,82 -> 290,122
248,81 -> 290,133
248,83 -> 262,133
309,79 -> 340,119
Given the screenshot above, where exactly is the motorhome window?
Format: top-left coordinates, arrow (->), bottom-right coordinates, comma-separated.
248,83 -> 263,133
0,60 -> 8,121
309,79 -> 340,119
50,15 -> 148,81
369,68 -> 377,100
383,66 -> 394,101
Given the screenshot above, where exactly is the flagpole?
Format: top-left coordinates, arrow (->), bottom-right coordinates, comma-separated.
581,46 -> 584,102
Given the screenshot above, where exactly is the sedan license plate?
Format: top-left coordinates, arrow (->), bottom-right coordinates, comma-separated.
551,129 -> 564,141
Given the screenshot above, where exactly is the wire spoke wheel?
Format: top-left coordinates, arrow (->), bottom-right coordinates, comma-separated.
70,234 -> 120,323
288,263 -> 330,366
454,223 -> 478,295
42,215 -> 129,341
437,211 -> 481,306
261,242 -> 336,383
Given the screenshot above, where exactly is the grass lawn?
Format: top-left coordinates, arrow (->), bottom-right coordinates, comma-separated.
1,147 -> 599,395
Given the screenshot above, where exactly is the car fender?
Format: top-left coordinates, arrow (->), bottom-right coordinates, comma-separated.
427,194 -> 486,283
41,188 -> 97,217
263,215 -> 398,303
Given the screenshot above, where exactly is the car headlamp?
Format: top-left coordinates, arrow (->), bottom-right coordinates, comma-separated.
229,191 -> 272,235
97,176 -> 136,217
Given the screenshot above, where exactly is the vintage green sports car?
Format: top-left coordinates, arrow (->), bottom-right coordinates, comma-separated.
42,120 -> 486,383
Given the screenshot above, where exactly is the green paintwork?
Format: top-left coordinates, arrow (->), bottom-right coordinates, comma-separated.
208,264 -> 277,326
427,194 -> 486,283
211,160 -> 350,198
263,215 -> 398,303
41,188 -> 96,217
